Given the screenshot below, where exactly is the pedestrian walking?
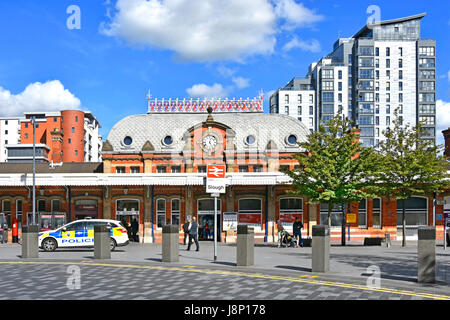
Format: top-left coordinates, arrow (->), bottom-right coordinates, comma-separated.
187,216 -> 199,251
182,219 -> 190,245
131,218 -> 139,242
292,217 -> 304,247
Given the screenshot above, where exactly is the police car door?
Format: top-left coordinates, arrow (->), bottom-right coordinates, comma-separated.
62,221 -> 88,247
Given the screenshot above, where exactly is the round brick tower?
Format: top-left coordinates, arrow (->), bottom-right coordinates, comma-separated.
61,110 -> 85,162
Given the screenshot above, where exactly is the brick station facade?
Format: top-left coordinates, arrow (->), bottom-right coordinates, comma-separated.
0,105 -> 448,243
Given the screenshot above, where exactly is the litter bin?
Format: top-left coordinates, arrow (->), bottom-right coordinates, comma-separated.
0,226 -> 8,244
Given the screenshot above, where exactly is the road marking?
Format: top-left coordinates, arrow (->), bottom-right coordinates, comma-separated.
0,261 -> 448,300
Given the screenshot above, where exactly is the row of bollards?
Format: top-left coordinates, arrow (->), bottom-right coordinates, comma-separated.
21,225 -> 112,259
20,224 -> 438,284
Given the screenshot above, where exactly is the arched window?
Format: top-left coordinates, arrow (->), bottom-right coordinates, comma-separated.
171,199 -> 180,226
320,202 -> 344,227
238,198 -> 262,227
51,199 -> 61,212
156,199 -> 166,228
358,199 -> 367,228
372,198 -> 382,228
1,200 -> 11,228
279,198 -> 303,230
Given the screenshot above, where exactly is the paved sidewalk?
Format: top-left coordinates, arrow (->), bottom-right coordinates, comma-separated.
1,241 -> 449,288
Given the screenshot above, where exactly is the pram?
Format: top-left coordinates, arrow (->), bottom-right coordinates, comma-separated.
278,229 -> 298,248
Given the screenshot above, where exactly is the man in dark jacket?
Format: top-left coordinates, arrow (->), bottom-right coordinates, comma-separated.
292,217 -> 304,248
131,218 -> 139,242
187,216 -> 199,251
182,219 -> 190,245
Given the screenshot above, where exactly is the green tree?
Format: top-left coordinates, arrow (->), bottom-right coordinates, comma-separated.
372,110 -> 450,247
284,113 -> 378,238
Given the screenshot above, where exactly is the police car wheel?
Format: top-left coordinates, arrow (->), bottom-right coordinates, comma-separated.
110,239 -> 116,251
42,238 -> 57,252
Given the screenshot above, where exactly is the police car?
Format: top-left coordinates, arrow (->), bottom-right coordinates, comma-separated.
39,219 -> 129,252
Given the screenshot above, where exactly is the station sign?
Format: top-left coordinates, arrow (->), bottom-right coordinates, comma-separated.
206,165 -> 226,194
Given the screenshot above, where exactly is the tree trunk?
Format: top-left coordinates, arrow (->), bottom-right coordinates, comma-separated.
328,204 -> 332,229
402,198 -> 406,247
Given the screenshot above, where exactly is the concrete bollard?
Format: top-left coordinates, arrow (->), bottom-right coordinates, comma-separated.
162,225 -> 179,263
94,225 -> 111,259
312,225 -> 330,273
21,225 -> 39,258
236,225 -> 254,267
417,226 -> 435,283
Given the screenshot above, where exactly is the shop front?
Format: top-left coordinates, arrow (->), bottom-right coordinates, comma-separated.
197,198 -> 221,241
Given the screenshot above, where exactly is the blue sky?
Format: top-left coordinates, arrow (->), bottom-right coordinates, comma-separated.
0,0 -> 449,142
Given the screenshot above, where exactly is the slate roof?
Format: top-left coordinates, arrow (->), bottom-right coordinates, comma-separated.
105,112 -> 310,154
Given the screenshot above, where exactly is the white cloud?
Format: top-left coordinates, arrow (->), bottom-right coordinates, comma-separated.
232,77 -> 250,89
101,0 -> 277,62
283,37 -> 321,53
217,65 -> 236,78
186,83 -> 229,99
436,99 -> 450,146
274,0 -> 324,30
0,80 -> 81,117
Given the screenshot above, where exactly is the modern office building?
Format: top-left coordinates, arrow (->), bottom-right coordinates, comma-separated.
271,13 -> 436,147
0,117 -> 23,162
5,110 -> 102,163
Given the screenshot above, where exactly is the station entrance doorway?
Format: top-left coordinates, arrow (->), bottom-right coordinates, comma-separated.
197,198 -> 221,241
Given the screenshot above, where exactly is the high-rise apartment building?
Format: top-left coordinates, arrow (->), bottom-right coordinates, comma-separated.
0,117 -> 24,162
271,13 -> 436,147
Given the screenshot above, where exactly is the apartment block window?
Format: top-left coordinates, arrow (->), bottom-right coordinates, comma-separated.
322,92 -> 334,102
75,116 -> 78,122
375,105 -> 380,114
420,70 -> 435,79
386,93 -> 390,103
375,93 -> 379,102
419,47 -> 435,56
4,140 -> 8,145
359,57 -> 374,67
4,130 -> 8,135
386,70 -> 390,79
399,82 -> 403,91
419,58 -> 435,68
322,104 -> 334,114
419,93 -> 435,103
419,104 -> 435,114
386,82 -> 390,91
386,105 -> 391,114
338,70 -> 342,79
297,94 -> 302,103
376,116 -> 380,125
398,59 -> 403,68
322,81 -> 334,90
375,59 -> 379,68
25,123 -> 28,128
375,47 -> 379,56
309,117 -> 314,127
72,127 -> 75,133
386,47 -> 390,56
359,69 -> 374,79
419,116 -> 435,125
399,70 -> 403,80
376,128 -> 380,137
399,116 -> 403,125
298,117 -> 302,122
116,167 -> 125,173
171,166 -> 181,173
239,166 -> 249,173
285,106 -> 289,115
338,93 -> 342,103
68,138 -> 71,144
419,81 -> 435,91
386,116 -> 391,126
130,167 -> 140,173
399,93 -> 403,103
359,116 -> 374,125
338,82 -> 342,91
298,106 -> 302,115
399,47 -> 403,56
284,95 -> 289,104
24,133 -> 28,139
399,105 -> 403,114
376,70 -> 379,80
360,80 -> 374,90
309,94 -> 313,104
322,69 -> 334,79
309,106 -> 314,115
157,166 -> 167,173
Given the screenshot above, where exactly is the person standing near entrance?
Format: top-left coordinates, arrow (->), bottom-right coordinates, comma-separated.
187,216 -> 199,251
293,217 -> 304,248
182,219 -> 190,245
131,218 -> 139,242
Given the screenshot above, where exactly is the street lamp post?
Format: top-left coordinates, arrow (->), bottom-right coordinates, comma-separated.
31,116 -> 36,225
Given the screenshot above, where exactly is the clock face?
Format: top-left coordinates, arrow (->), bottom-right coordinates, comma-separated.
202,135 -> 218,150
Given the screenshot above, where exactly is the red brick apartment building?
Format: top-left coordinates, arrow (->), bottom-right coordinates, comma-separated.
0,98 -> 448,243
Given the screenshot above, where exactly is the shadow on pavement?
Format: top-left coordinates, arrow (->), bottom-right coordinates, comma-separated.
275,265 -> 312,273
211,261 -> 236,267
